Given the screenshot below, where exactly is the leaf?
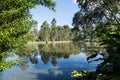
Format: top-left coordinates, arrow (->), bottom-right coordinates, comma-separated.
111,76 -> 120,80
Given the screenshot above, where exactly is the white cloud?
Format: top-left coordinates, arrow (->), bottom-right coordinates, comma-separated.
72,0 -> 77,5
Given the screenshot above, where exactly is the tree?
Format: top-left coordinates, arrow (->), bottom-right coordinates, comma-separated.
0,0 -> 55,53
30,21 -> 39,41
51,17 -> 57,27
73,0 -> 120,46
72,0 -> 120,80
72,27 -> 81,41
38,21 -> 75,41
51,18 -> 57,41
72,0 -> 120,41
63,25 -> 71,40
0,0 -> 55,71
39,21 -> 50,42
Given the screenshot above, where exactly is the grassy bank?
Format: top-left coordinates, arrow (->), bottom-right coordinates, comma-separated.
28,41 -> 73,44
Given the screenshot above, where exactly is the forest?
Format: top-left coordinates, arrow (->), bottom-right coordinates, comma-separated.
31,17 -> 96,42
0,0 -> 120,80
38,18 -> 84,42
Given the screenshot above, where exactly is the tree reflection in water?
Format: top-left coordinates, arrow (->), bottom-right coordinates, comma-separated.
17,42 -> 107,71
0,42 -> 108,80
0,42 -> 107,72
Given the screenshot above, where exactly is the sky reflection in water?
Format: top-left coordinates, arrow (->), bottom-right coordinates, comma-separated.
0,42 -> 105,80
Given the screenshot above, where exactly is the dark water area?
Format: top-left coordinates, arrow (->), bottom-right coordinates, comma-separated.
0,42 -> 106,80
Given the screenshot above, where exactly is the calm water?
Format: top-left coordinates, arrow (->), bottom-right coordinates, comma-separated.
0,42 -> 106,80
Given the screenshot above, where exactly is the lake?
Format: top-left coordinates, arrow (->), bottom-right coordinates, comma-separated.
0,42 -> 106,80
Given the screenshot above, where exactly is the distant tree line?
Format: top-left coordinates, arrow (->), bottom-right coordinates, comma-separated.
32,17 -> 98,42
38,18 -> 82,42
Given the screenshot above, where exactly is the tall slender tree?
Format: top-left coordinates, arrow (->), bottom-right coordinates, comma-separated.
51,18 -> 57,27
51,18 -> 57,41
40,21 -> 50,42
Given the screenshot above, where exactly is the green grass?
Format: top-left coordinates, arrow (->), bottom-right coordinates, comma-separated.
28,41 -> 73,44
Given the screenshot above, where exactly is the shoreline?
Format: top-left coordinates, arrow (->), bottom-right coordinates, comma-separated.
28,41 -> 73,44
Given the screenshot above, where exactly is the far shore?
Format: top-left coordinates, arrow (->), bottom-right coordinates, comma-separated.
27,40 -> 105,48
28,41 -> 73,44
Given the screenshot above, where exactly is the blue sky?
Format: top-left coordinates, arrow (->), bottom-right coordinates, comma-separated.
30,0 -> 79,29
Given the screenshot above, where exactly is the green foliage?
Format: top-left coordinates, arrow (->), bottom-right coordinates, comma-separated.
0,59 -> 20,71
0,0 -> 55,71
72,0 -> 120,40
0,51 -> 21,71
71,70 -> 96,80
71,0 -> 120,80
97,19 -> 120,47
0,0 -> 55,53
0,20 -> 34,53
39,19 -> 74,41
39,21 -> 50,42
51,18 -> 57,41
51,17 -> 57,27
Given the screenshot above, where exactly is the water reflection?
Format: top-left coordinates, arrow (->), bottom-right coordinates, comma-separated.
0,42 -> 107,80
38,43 -> 81,66
17,42 -> 106,71
19,57 -> 29,71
